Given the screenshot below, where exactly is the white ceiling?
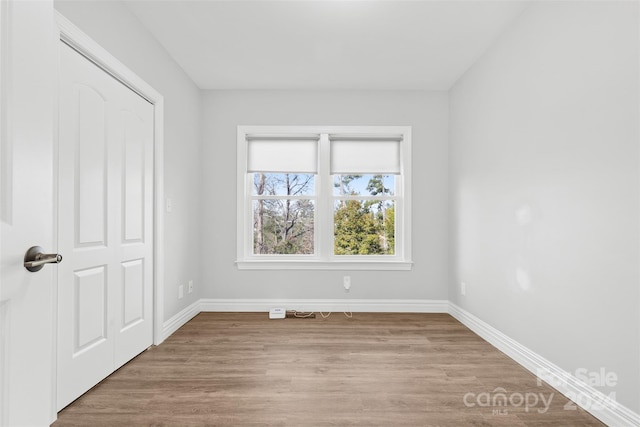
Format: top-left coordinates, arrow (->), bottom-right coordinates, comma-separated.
125,0 -> 529,91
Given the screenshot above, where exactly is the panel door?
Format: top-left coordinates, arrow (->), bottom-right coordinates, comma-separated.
0,1 -> 57,425
57,41 -> 153,410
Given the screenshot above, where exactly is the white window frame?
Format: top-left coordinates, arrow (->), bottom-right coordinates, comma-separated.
236,125 -> 412,270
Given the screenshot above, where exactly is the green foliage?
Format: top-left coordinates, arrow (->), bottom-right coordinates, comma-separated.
333,174 -> 395,256
366,175 -> 391,196
334,200 -> 382,255
384,205 -> 395,255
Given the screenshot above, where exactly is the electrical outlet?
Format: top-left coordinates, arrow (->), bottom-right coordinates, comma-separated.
178,285 -> 184,299
188,280 -> 193,294
461,282 -> 466,296
343,276 -> 351,291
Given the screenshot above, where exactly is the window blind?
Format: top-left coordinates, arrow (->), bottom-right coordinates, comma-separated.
329,134 -> 402,174
246,134 -> 319,173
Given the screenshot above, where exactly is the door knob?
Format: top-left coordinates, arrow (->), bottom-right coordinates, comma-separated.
24,246 -> 63,272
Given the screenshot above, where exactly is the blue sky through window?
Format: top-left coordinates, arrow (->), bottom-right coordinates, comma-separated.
333,174 -> 394,196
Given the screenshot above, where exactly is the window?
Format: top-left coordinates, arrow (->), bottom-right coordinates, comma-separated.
237,126 -> 412,270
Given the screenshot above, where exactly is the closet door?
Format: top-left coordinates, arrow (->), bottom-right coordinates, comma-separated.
57,42 -> 153,410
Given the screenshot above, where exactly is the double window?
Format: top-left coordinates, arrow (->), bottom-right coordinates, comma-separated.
236,126 -> 412,270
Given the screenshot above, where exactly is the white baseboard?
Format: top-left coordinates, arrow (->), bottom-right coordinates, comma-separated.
160,298 -> 447,342
160,300 -> 201,343
449,302 -> 640,427
199,298 -> 449,314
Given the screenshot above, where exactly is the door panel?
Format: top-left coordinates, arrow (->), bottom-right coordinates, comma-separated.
57,41 -> 153,410
122,259 -> 144,328
57,43 -> 116,410
123,111 -> 145,243
73,266 -> 107,354
115,82 -> 154,369
0,1 -> 56,424
76,85 -> 107,247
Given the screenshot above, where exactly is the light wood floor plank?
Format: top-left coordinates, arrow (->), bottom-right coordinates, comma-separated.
53,313 -> 604,426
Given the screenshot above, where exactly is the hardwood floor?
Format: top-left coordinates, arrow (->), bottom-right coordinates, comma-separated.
53,313 -> 603,426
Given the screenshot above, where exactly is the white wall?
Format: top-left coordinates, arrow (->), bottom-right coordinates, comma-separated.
202,90 -> 448,301
54,0 -> 203,320
449,1 -> 639,412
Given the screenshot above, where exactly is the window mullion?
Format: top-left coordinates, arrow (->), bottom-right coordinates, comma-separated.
317,133 -> 332,260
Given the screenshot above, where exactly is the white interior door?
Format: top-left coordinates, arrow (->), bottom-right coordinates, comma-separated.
0,1 -> 57,425
57,41 -> 154,410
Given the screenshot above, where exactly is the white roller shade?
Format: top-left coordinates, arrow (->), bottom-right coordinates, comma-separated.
330,135 -> 402,174
247,135 -> 318,173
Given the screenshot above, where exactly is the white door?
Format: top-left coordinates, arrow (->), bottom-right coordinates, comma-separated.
0,1 -> 57,425
57,41 -> 154,410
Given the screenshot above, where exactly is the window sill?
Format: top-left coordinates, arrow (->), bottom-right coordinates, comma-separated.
236,260 -> 413,271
